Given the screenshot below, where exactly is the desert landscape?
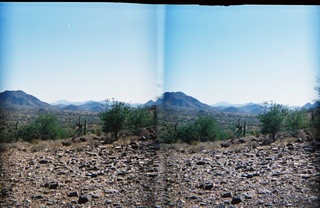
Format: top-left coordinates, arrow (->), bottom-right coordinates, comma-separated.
0,90 -> 319,207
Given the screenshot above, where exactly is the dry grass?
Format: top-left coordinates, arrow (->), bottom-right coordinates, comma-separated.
0,141 -> 30,153
159,135 -> 302,155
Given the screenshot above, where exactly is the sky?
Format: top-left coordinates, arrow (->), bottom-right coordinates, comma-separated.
1,3 -> 319,106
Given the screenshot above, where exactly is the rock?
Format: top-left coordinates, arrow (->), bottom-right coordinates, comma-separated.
44,182 -> 59,189
91,172 -> 98,178
198,182 -> 213,190
68,191 -> 78,197
31,195 -> 44,199
147,173 -> 158,178
239,138 -> 246,143
61,140 -> 72,146
258,189 -> 271,194
221,142 -> 230,148
78,194 -> 90,204
231,196 -> 242,204
104,189 -> 119,194
39,159 -> 49,164
246,174 -> 253,178
196,161 -> 206,165
271,172 -> 282,176
287,143 -> 294,150
296,137 -> 304,143
222,192 -> 232,198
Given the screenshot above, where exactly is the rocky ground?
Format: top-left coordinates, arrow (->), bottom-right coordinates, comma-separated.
0,135 -> 319,208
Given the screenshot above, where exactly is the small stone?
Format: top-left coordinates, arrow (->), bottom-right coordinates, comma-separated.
231,196 -> 242,204
196,161 -> 206,165
105,200 -> 112,204
44,182 -> 59,189
246,174 -> 253,178
222,192 -> 232,198
68,191 -> 78,197
258,189 -> 271,194
188,195 -> 198,200
91,172 -> 98,178
253,172 -> 260,176
272,172 -> 282,176
301,174 -> 310,179
39,159 -> 49,164
203,182 -> 213,190
78,194 -> 90,204
104,189 -> 119,194
32,195 -> 44,199
147,173 -> 158,178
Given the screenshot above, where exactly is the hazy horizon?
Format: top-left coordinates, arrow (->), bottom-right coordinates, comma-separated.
1,89 -> 317,108
1,3 -> 319,106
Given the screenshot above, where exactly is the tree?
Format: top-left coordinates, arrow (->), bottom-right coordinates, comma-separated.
99,100 -> 131,139
286,108 -> 310,132
127,105 -> 153,134
258,102 -> 289,141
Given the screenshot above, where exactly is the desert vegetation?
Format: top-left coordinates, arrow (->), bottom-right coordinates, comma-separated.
0,98 -> 317,145
0,85 -> 319,207
99,99 -> 154,139
0,77 -> 319,146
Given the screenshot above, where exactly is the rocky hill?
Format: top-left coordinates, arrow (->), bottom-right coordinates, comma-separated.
146,91 -> 213,110
0,90 -> 52,109
0,134 -> 319,207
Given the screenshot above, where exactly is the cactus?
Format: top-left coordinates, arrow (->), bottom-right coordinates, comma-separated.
75,116 -> 87,136
243,120 -> 246,137
83,119 -> 87,136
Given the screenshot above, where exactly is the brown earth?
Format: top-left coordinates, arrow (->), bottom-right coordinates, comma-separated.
0,135 -> 319,208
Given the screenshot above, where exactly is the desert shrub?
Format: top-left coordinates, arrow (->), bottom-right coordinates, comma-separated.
258,102 -> 289,141
99,100 -> 131,139
159,128 -> 178,144
286,108 -> 310,132
127,105 -> 153,135
17,114 -> 69,142
313,78 -> 320,140
0,130 -> 16,143
161,115 -> 227,144
99,100 -> 155,139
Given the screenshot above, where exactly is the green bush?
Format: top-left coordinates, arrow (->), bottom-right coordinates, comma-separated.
313,79 -> 320,140
99,100 -> 155,139
127,105 -> 153,135
161,115 -> 227,144
17,114 -> 68,142
258,102 -> 289,141
99,100 -> 131,139
286,108 -> 310,132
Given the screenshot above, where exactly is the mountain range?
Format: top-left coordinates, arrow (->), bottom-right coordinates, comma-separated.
0,90 -> 318,114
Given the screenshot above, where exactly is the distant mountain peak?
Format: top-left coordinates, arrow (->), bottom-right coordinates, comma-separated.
0,90 -> 51,108
145,91 -> 211,110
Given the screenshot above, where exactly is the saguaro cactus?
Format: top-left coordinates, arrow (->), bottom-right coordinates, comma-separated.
243,120 -> 246,137
75,117 -> 87,136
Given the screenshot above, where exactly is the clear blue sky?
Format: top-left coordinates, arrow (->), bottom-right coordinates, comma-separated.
1,3 -> 319,106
